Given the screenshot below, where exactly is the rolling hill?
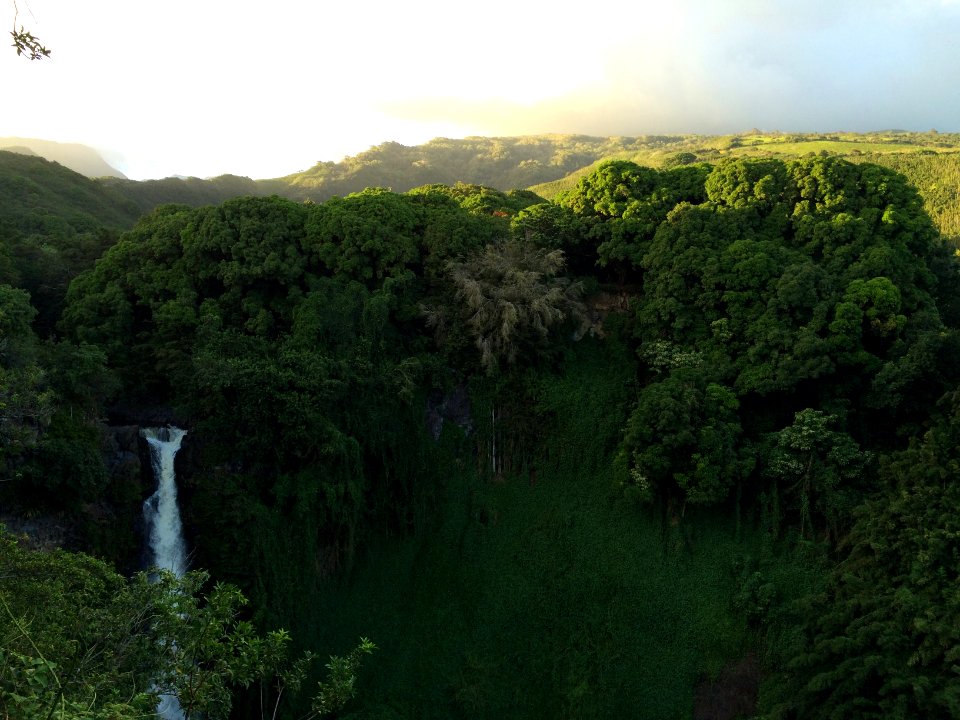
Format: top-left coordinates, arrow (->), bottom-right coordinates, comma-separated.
5,130 -> 960,239
0,137 -> 127,179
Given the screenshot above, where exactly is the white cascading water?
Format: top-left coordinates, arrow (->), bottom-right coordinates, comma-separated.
142,426 -> 189,578
140,425 -> 188,720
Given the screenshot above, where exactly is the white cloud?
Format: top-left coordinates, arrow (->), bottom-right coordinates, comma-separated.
3,0 -> 960,178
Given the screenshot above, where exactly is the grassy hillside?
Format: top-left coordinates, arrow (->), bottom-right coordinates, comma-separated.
848,152 -> 960,240
66,136 -> 687,215
529,131 -> 960,238
258,135 -> 691,201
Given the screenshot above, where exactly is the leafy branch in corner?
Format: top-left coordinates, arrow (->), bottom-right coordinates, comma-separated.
11,1 -> 49,59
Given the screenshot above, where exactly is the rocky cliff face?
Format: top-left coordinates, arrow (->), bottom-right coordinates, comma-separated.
0,513 -> 70,551
78,424 -> 154,571
426,383 -> 473,441
0,424 -> 151,569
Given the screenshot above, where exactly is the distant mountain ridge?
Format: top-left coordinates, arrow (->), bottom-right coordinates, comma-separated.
5,131 -> 960,237
259,135 -> 687,199
0,137 -> 127,179
99,174 -> 264,215
2,145 -> 38,157
0,150 -> 139,229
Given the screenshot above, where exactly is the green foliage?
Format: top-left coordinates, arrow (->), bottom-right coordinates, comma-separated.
0,280 -> 115,511
18,414 -> 109,502
0,284 -> 53,475
0,530 -> 154,718
847,150 -> 960,239
555,160 -> 711,278
306,188 -> 420,285
0,648 -> 147,720
704,157 -> 792,209
311,637 -> 377,717
556,160 -> 662,219
59,189 -> 514,649
563,156 -> 959,520
528,131 -> 960,244
0,281 -> 37,338
617,369 -> 747,506
406,184 -> 503,281
408,182 -> 538,218
762,395 -> 960,719
0,151 -> 137,332
762,409 -> 870,541
304,339 -> 758,719
146,571 -> 295,719
510,202 -> 582,251
0,530 -> 375,720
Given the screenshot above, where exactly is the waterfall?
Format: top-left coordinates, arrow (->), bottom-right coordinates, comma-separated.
142,426 -> 188,578
141,425 -> 188,720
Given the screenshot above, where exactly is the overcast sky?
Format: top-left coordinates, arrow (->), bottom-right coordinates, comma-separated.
4,0 -> 960,180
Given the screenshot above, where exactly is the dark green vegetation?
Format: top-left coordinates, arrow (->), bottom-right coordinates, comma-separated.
0,151 -> 141,333
0,530 -> 375,719
3,144 -> 960,718
99,173 -> 265,216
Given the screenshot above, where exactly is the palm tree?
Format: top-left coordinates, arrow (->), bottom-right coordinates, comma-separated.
437,241 -> 585,375
424,241 -> 586,478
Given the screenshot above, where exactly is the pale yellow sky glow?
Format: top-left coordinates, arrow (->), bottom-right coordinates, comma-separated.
4,0 -> 960,179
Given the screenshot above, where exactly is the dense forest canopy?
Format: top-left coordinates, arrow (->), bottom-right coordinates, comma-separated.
3,148 -> 960,718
